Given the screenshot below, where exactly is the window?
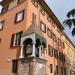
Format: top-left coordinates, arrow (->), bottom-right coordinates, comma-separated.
48,45 -> 53,57
62,42 -> 65,48
57,28 -> 61,33
59,52 -> 64,61
57,38 -> 61,45
61,41 -> 63,47
61,67 -> 63,74
38,3 -> 42,11
47,28 -> 52,38
40,8 -> 45,16
61,54 -> 65,62
56,66 -> 58,74
52,21 -> 55,28
1,5 -> 8,13
11,31 -> 23,47
63,54 -> 65,62
12,60 -> 18,73
40,21 -> 46,33
0,38 -> 1,43
59,39 -> 61,46
54,49 -> 58,59
53,33 -> 57,42
47,16 -> 52,22
0,20 -> 4,31
15,10 -> 24,23
50,64 -> 53,73
18,0 -> 25,4
59,52 -> 61,60
31,0 -> 38,7
64,68 -> 66,75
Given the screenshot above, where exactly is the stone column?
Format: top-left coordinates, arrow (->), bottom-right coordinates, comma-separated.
31,41 -> 36,57
19,45 -> 24,58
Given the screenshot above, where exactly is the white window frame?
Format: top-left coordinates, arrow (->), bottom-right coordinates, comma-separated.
40,21 -> 46,33
15,10 -> 24,23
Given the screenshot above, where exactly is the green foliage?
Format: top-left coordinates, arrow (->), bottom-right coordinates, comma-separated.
63,9 -> 75,36
67,9 -> 75,18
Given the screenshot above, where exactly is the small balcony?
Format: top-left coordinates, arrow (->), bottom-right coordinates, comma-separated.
19,32 -> 47,60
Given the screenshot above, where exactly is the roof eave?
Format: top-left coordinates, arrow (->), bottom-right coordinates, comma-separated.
38,0 -> 64,30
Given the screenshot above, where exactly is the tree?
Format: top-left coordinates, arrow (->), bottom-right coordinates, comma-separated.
63,9 -> 75,36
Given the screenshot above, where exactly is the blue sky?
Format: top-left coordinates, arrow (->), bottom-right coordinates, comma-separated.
0,0 -> 75,45
45,0 -> 75,45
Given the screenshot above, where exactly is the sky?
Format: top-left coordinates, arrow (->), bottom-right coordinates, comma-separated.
0,0 -> 75,45
45,0 -> 75,45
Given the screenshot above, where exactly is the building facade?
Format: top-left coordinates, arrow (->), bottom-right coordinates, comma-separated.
63,33 -> 75,75
0,0 -> 74,75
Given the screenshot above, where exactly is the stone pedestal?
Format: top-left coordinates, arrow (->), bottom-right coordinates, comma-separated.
18,57 -> 47,75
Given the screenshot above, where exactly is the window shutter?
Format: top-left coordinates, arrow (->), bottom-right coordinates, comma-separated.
12,60 -> 18,73
18,31 -> 23,45
11,34 -> 15,47
52,47 -> 54,57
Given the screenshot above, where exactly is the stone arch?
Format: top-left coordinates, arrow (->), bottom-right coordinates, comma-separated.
23,38 -> 33,57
